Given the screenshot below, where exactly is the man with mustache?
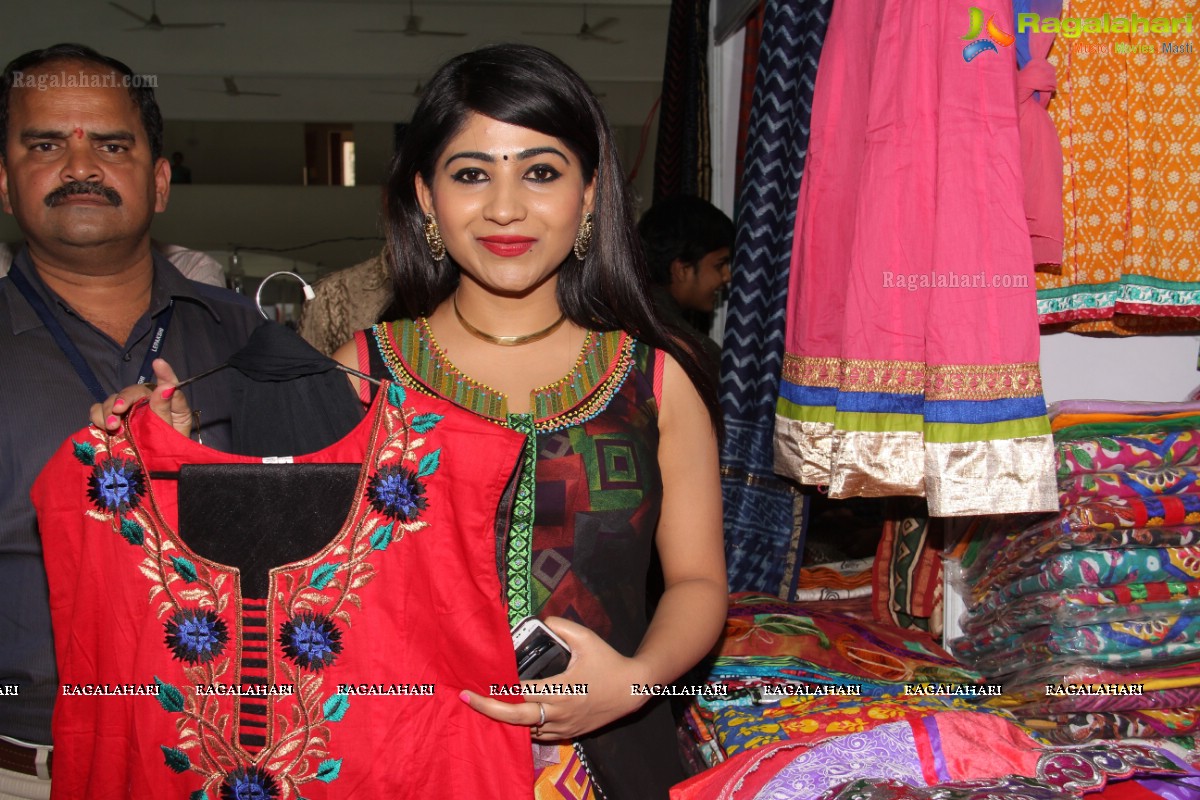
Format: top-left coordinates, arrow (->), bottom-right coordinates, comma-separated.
0,44 -> 262,799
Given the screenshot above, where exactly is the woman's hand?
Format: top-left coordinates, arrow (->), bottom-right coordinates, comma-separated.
89,358 -> 193,437
459,617 -> 650,741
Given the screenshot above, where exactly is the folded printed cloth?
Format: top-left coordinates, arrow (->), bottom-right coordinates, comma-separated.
717,594 -> 979,686
1020,708 -> 1200,744
953,614 -> 1200,677
960,518 -> 1200,595
1050,400 -> 1200,418
706,691 -> 1015,757
1053,410 -> 1200,431
1055,416 -> 1200,442
959,582 -> 1200,638
964,547 -> 1200,610
1058,430 -> 1200,477
1060,467 -> 1200,507
1065,496 -> 1200,530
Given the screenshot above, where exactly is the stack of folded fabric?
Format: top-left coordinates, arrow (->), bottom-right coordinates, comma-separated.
675,587 -> 1200,798
950,400 -> 1200,747
675,558 -> 880,770
687,594 -> 1005,762
792,557 -> 874,602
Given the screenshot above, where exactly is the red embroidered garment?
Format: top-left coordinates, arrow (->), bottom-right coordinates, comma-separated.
33,383 -> 532,799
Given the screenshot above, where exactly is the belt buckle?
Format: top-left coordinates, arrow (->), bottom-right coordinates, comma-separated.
0,735 -> 52,780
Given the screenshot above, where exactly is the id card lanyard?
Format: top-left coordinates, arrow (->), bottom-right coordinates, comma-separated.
8,263 -> 174,404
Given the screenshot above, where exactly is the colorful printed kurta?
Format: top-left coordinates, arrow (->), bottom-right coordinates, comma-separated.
366,319 -> 681,800
1036,0 -> 1200,331
33,385 -> 533,798
774,0 -> 1057,516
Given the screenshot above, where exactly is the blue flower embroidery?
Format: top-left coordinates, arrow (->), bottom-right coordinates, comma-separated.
164,609 -> 228,664
366,465 -> 427,522
279,612 -> 343,671
87,457 -> 144,514
220,765 -> 280,800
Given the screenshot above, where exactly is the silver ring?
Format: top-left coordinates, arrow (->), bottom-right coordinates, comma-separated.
532,702 -> 546,733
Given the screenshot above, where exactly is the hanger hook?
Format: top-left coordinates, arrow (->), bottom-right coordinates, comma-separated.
254,270 -> 316,320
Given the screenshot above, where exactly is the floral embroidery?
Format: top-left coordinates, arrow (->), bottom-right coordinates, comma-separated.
165,609 -> 229,665
77,384 -> 443,798
279,612 -> 343,671
87,456 -> 144,514
220,765 -> 281,800
366,465 -> 427,522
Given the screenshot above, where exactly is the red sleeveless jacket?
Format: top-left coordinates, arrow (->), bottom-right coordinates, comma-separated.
34,384 -> 531,799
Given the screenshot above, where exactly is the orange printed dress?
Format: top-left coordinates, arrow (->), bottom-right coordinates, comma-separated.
1036,0 -> 1200,332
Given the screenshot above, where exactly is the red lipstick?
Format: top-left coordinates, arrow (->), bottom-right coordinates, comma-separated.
479,236 -> 535,257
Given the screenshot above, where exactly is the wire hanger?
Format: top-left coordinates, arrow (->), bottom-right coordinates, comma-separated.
164,269 -> 382,390
255,270 -> 316,319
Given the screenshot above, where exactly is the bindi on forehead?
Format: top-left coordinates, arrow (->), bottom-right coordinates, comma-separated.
75,127 -> 84,139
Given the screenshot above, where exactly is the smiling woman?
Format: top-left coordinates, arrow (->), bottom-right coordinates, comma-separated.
332,43 -> 728,800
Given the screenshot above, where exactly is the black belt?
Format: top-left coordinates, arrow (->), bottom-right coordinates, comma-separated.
0,737 -> 51,779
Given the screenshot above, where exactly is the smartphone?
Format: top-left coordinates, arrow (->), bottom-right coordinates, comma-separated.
511,616 -> 571,680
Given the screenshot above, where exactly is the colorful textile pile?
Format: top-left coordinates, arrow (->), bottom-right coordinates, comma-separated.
671,709 -> 1200,800
686,594 -> 989,761
674,587 -> 1200,798
950,402 -> 1200,748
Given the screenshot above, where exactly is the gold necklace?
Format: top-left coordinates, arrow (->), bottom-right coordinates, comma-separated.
452,295 -> 567,347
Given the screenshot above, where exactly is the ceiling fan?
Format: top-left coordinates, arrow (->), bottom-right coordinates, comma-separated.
191,77 -> 281,98
523,5 -> 622,44
355,0 -> 466,37
109,0 -> 225,31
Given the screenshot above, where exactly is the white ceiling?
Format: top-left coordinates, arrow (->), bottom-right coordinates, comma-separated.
0,0 -> 672,126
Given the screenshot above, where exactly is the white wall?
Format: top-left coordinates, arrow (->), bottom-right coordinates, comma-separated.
1041,332 -> 1200,403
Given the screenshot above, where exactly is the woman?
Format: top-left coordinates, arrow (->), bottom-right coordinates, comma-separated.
338,44 -> 725,799
99,44 -> 726,799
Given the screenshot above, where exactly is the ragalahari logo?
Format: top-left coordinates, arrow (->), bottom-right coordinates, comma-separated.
962,7 -> 1015,61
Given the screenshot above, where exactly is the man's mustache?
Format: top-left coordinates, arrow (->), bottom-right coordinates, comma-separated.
44,182 -> 123,208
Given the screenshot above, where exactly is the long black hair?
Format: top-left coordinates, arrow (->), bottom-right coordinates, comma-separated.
382,44 -> 721,433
